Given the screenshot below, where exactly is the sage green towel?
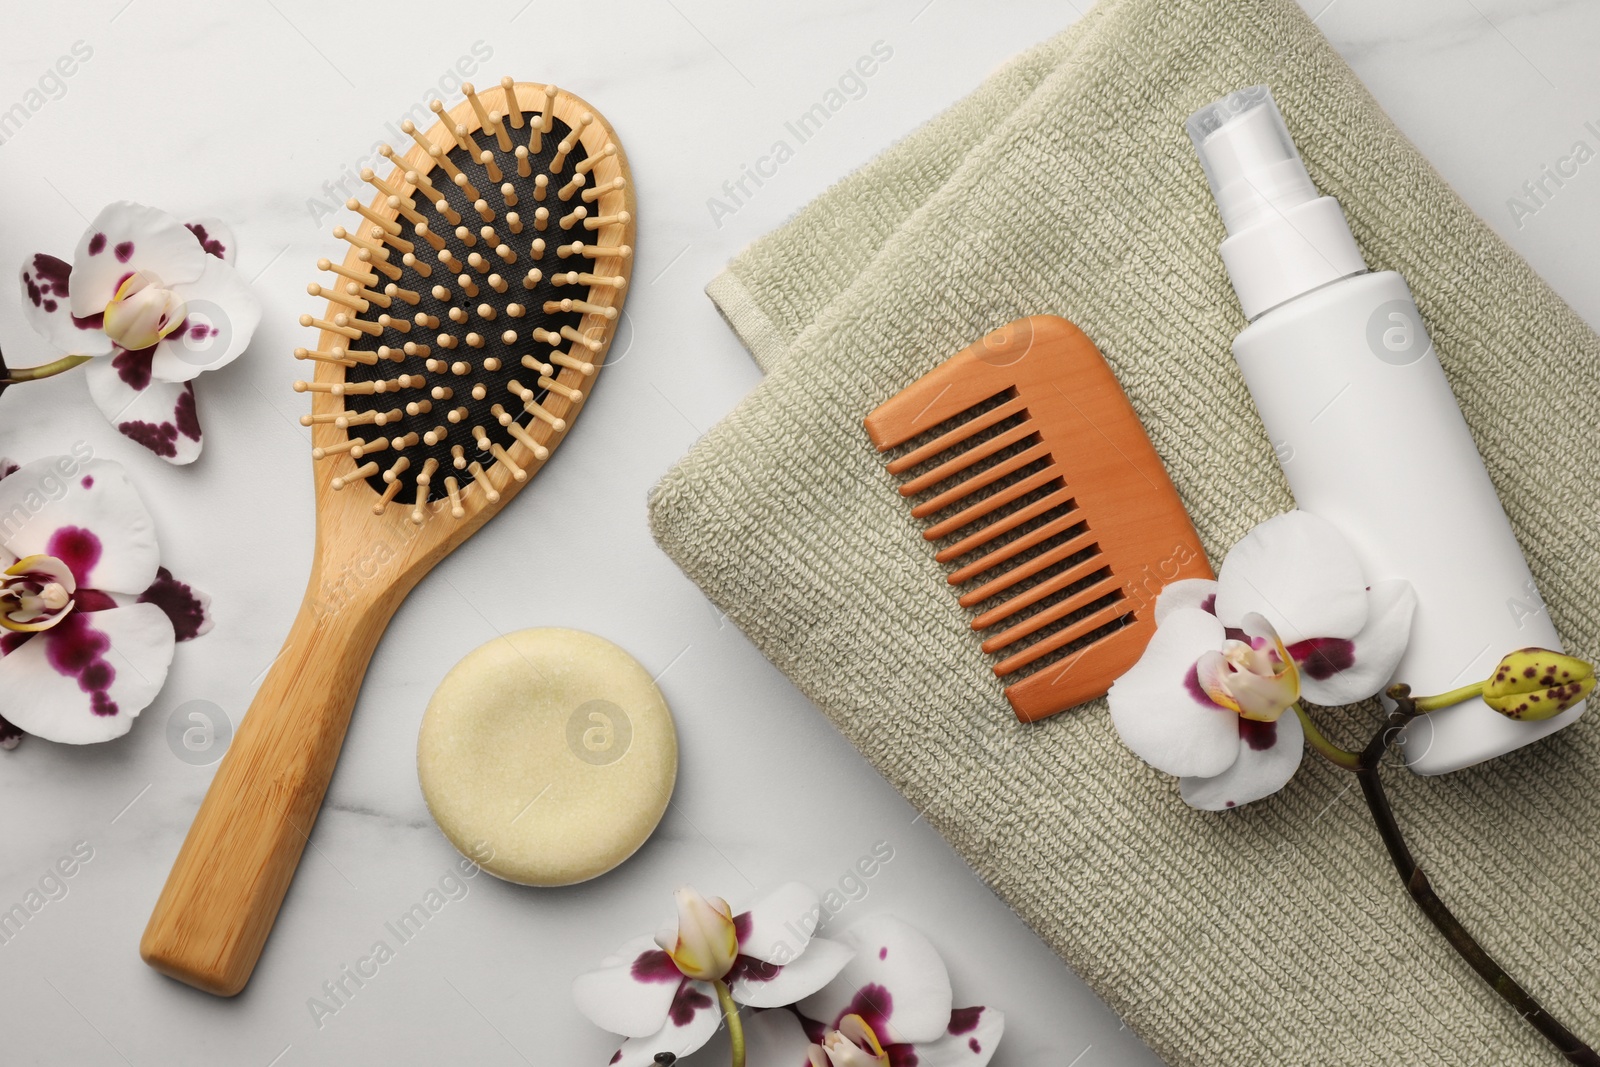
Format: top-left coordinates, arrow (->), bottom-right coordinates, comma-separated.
650,0 -> 1600,1063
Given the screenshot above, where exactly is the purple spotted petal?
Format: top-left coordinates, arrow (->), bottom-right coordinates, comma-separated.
571,936 -> 684,1039
798,915 -> 953,1046
70,202 -> 208,319
902,1006 -> 1006,1066
0,457 -> 160,594
604,979 -> 721,1067
149,256 -> 261,382
729,935 -> 852,1008
1213,510 -> 1369,645
0,602 -> 174,744
1106,606 -> 1239,778
1179,707 -> 1305,811
185,218 -> 235,263
1152,577 -> 1219,626
84,355 -> 203,464
137,567 -> 212,642
18,253 -> 112,355
1291,579 -> 1417,706
735,882 -> 822,964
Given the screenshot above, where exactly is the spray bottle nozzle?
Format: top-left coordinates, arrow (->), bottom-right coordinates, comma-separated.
1186,86 -> 1320,236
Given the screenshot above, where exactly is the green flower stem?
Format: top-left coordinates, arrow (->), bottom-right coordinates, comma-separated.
1409,680 -> 1487,713
2,354 -> 93,384
1347,687 -> 1599,1065
713,978 -> 745,1067
1291,703 -> 1361,770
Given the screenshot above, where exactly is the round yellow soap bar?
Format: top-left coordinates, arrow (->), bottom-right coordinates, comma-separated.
416,628 -> 677,886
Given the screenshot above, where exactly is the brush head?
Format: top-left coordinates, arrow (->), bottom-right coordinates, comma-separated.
297,81 -> 634,528
865,316 -> 1213,723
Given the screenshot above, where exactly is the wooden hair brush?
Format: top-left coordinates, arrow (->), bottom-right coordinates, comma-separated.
141,79 -> 634,996
865,316 -> 1211,723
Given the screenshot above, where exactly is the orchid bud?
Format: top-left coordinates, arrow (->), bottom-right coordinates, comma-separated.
1482,648 -> 1595,721
656,886 -> 737,981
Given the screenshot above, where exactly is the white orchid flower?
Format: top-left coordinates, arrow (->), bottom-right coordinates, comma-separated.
18,202 -> 260,463
746,915 -> 1004,1067
1108,510 -> 1417,810
573,883 -> 853,1066
0,455 -> 211,747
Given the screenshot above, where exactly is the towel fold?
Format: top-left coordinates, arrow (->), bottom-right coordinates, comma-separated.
650,0 -> 1600,1063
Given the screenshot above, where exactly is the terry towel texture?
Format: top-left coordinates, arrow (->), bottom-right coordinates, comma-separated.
649,0 -> 1600,1063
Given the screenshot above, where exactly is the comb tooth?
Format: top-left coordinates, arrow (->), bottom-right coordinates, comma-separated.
558,173 -> 586,202
515,146 -> 532,178
573,143 -> 616,177
946,504 -> 1083,583
386,283 -> 421,306
445,475 -> 465,518
432,198 -> 463,227
333,225 -> 385,259
935,486 -> 1073,563
336,408 -> 400,429
403,252 -> 434,277
372,225 -> 413,255
559,240 -> 631,260
970,555 -> 1109,631
991,598 -> 1132,676
403,165 -> 446,209
533,175 -> 549,202
956,530 -> 1096,607
922,468 -> 1059,541
451,169 -> 481,204
456,124 -> 485,159
559,206 -> 588,231
376,314 -> 411,334
521,353 -> 554,376
298,314 -> 361,341
300,409 -> 358,426
474,199 -> 496,224
909,442 -> 1050,519
501,78 -> 524,129
430,100 -> 467,148
350,437 -> 388,458
533,207 -> 550,231
467,252 -> 491,274
331,461 -> 378,490
898,422 -> 1037,497
400,119 -> 436,160
981,575 -> 1123,653
560,325 -> 602,350
523,268 -> 543,290
885,396 -> 1027,472
507,212 -> 524,235
489,275 -> 510,295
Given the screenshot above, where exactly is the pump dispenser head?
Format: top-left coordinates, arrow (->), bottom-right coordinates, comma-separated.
1187,86 -> 1367,319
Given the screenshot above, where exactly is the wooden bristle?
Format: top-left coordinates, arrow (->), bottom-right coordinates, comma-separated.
297,79 -> 627,516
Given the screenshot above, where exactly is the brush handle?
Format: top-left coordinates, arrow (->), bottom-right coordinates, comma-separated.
141,586 -> 400,996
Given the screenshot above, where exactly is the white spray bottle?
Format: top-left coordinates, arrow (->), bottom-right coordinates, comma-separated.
1185,85 -> 1582,774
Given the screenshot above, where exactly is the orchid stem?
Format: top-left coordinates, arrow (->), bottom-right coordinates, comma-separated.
1410,680 -> 1487,713
1292,703 -> 1361,770
2,354 -> 93,384
1354,687 -> 1598,1065
713,978 -> 745,1067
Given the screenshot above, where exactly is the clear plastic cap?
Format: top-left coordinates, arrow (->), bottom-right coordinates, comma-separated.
1186,86 -> 1319,235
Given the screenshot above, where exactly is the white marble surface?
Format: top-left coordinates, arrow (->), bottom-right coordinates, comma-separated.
1,1 -> 1597,1064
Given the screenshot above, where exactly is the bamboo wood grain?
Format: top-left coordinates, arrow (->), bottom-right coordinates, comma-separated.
141,83 -> 634,996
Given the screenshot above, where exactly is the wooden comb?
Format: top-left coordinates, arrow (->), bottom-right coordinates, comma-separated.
864,316 -> 1211,723
141,80 -> 634,996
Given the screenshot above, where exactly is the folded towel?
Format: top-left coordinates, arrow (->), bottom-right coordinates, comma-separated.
650,0 -> 1600,1063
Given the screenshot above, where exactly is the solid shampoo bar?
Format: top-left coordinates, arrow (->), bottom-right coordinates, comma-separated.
416,628 -> 677,886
